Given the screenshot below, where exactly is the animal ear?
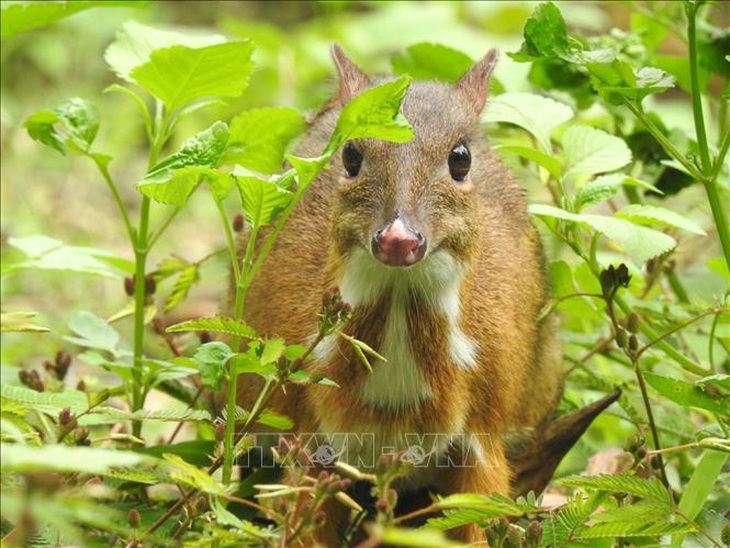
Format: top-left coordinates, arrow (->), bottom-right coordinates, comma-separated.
456,49 -> 499,114
331,44 -> 371,105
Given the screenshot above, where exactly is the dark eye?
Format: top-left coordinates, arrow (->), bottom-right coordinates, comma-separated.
342,142 -> 363,178
448,143 -> 471,182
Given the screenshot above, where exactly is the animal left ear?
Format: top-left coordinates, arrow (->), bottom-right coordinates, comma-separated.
456,49 -> 499,115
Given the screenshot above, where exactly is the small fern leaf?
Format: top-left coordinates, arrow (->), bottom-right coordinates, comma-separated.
167,315 -> 258,339
128,408 -> 212,422
164,264 -> 200,312
557,472 -> 671,503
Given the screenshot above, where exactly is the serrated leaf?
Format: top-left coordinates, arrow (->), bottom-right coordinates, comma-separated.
557,472 -> 672,503
328,76 -> 414,153
129,408 -> 212,422
260,338 -> 286,365
136,440 -> 217,467
130,41 -> 255,112
164,453 -> 224,494
223,107 -> 307,174
151,255 -> 190,282
1,443 -> 151,475
24,97 -> 99,155
286,154 -> 329,189
562,126 -> 632,180
615,204 -> 706,235
391,43 -> 474,83
0,385 -> 89,414
644,372 -> 728,414
574,174 -> 663,210
236,175 -> 293,228
165,264 -> 200,313
508,1 -> 570,61
64,310 -> 120,355
193,342 -> 233,390
230,351 -> 277,379
105,21 -> 226,82
529,204 -> 676,264
484,92 -> 573,153
0,312 -> 50,333
167,316 -> 257,339
234,407 -> 293,430
579,520 -> 695,539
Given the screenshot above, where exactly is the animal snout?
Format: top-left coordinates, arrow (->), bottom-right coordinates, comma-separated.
371,217 -> 427,267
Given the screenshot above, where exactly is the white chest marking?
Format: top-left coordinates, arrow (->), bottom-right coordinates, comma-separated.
334,249 -> 480,411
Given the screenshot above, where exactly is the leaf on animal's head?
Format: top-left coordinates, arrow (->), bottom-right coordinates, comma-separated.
391,43 -> 474,83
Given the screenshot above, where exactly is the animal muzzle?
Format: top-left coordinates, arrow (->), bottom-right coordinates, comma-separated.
371,217 -> 427,267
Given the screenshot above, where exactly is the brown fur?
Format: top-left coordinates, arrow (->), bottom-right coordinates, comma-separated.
228,47 -> 563,544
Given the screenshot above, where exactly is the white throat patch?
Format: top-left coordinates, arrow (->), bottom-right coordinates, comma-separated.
335,248 -> 479,411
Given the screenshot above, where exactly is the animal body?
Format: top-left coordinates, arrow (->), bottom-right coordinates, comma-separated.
231,46 -> 564,543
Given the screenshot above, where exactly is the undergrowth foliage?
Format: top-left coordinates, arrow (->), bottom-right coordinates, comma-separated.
1,1 -> 728,546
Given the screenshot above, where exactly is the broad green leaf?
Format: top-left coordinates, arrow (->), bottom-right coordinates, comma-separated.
574,174 -> 663,211
105,20 -> 225,82
391,43 -> 474,83
696,374 -> 730,393
234,407 -> 293,430
529,204 -> 676,264
24,98 -> 99,155
64,311 -> 120,355
644,372 -> 728,414
562,126 -> 632,180
5,235 -> 130,278
328,76 -> 414,153
1,1 -> 143,39
230,351 -> 277,379
509,2 -> 571,61
166,316 -> 258,339
677,451 -> 729,532
494,145 -> 562,180
138,121 -> 231,205
484,92 -> 573,153
587,61 -> 675,104
223,107 -> 307,174
1,443 -> 151,475
193,342 -> 233,390
236,175 -> 293,228
615,204 -> 706,235
130,41 -> 255,112
260,338 -> 286,365
286,155 -> 329,189
0,312 -> 50,333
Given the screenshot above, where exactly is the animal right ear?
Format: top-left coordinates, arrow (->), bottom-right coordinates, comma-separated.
331,44 -> 371,105
456,48 -> 499,115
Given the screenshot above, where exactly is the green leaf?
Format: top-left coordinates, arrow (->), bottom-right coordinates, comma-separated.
0,385 -> 89,415
1,1 -> 144,39
260,338 -> 286,365
587,62 -> 675,104
138,122 -> 231,205
164,264 -> 200,313
223,107 -> 307,174
484,92 -> 573,153
1,443 -> 152,475
328,76 -> 414,153
286,155 -> 329,189
529,204 -> 676,264
24,98 -> 99,155
230,351 -> 277,379
5,235 -> 131,278
426,493 -> 538,531
0,312 -> 50,333
105,20 -> 225,82
391,43 -> 474,83
379,526 -> 461,547
164,453 -> 224,495
166,316 -> 258,339
557,472 -> 671,502
136,440 -> 217,467
64,310 -> 120,355
677,451 -> 729,529
193,342 -> 234,390
130,41 -> 255,112
236,175 -> 294,228
615,204 -> 706,235
643,372 -> 728,414
494,145 -> 562,180
509,1 -> 570,61
696,374 -> 730,394
129,408 -> 212,422
562,126 -> 632,180
574,174 -> 663,211
234,407 -> 293,430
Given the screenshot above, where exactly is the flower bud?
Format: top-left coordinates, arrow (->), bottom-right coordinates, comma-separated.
629,334 -> 639,353
144,274 -> 156,295
627,313 -> 640,334
128,509 -> 141,529
616,327 -> 628,348
233,214 -> 244,233
524,520 -> 543,548
124,276 -> 135,296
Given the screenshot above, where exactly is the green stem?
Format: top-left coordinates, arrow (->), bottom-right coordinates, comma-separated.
92,156 -> 136,246
685,1 -> 712,176
633,358 -> 669,487
701,180 -> 730,273
667,269 -> 690,304
147,207 -> 181,250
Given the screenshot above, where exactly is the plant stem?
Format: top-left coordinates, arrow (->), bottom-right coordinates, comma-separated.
632,356 -> 669,487
685,1 -> 712,176
92,156 -> 136,246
